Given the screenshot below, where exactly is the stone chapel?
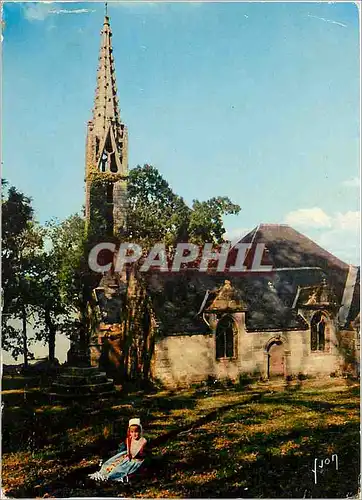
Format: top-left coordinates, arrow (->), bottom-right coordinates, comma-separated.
85,14 -> 360,387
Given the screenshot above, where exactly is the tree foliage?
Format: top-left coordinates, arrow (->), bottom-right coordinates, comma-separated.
43,214 -> 98,361
127,165 -> 190,246
126,165 -> 241,247
1,182 -> 89,363
1,184 -> 43,363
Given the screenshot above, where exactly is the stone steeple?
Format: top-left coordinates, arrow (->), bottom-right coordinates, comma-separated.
93,15 -> 120,139
85,12 -> 128,237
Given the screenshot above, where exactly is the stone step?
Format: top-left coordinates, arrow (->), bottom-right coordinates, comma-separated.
45,365 -> 116,400
62,366 -> 100,376
58,373 -> 108,386
47,389 -> 116,400
51,380 -> 114,395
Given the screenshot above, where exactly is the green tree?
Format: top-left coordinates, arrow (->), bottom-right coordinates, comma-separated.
188,197 -> 240,245
127,164 -> 240,247
127,164 -> 190,247
30,251 -> 68,363
44,214 -> 97,364
2,184 -> 43,365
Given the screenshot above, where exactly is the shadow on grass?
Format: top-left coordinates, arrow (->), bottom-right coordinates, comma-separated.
2,385 -> 202,453
1,384 -> 206,497
2,382 -> 360,498
177,421 -> 359,498
2,388 -> 262,498
151,385 -> 360,498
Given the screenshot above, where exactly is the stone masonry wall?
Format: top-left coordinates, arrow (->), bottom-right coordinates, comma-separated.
151,313 -> 344,387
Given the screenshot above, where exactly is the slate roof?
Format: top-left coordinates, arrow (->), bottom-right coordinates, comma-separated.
238,224 -> 350,300
346,267 -> 360,327
144,224 -> 359,334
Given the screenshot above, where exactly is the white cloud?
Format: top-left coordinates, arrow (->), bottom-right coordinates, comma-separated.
307,14 -> 347,28
284,207 -> 360,232
334,211 -> 360,231
315,225 -> 360,266
284,207 -> 360,265
23,3 -> 95,21
23,3 -> 52,21
284,207 -> 332,228
49,9 -> 96,15
342,176 -> 360,188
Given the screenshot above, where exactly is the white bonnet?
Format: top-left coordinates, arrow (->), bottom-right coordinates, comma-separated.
128,417 -> 142,433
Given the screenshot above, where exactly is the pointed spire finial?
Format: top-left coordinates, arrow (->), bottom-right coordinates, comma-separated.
92,9 -> 121,136
105,1 -> 108,16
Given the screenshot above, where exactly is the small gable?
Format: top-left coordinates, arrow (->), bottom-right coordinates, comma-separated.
294,279 -> 339,311
204,280 -> 248,313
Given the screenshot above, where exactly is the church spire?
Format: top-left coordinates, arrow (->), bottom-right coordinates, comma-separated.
85,11 -> 128,238
92,12 -> 121,138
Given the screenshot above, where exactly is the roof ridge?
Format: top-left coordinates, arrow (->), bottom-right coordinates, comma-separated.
235,223 -> 349,269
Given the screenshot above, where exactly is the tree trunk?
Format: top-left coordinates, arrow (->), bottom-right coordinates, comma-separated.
79,307 -> 88,363
76,292 -> 91,366
48,328 -> 56,362
45,309 -> 56,362
22,304 -> 28,368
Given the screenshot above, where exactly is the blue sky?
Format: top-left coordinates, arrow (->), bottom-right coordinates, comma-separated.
2,1 -> 360,264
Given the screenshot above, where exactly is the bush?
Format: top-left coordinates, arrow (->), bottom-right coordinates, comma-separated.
222,377 -> 234,388
206,375 -> 218,387
237,373 -> 253,387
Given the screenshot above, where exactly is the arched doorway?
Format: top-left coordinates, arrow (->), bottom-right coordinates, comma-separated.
268,340 -> 285,377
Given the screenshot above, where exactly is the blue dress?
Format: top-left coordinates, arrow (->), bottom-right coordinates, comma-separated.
89,441 -> 146,482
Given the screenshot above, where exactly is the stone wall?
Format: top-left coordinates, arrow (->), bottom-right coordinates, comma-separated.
337,329 -> 360,375
151,312 -> 345,387
113,179 -> 128,234
152,334 -> 215,387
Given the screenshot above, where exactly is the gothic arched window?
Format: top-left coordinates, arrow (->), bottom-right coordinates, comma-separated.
311,311 -> 327,351
216,315 -> 237,359
100,151 -> 108,172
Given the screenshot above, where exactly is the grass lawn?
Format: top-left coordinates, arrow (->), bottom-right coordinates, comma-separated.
1,377 -> 360,498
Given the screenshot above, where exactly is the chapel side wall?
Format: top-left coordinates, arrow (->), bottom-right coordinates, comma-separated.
151,334 -> 215,387
151,315 -> 346,387
337,329 -> 360,374
241,326 -> 342,377
300,320 -> 342,375
238,329 -> 307,376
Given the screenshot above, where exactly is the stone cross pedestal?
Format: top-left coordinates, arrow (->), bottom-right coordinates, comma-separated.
47,365 -> 115,402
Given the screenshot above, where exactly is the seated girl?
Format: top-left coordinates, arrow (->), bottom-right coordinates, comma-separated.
89,417 -> 147,483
